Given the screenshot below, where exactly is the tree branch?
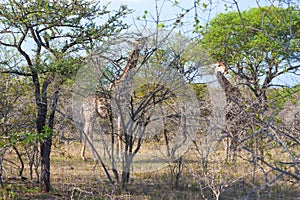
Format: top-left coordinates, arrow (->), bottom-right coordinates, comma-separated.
1,70 -> 32,76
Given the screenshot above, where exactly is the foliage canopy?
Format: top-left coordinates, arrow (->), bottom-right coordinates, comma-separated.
201,6 -> 300,97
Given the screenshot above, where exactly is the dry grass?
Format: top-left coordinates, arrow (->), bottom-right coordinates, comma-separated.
1,138 -> 299,200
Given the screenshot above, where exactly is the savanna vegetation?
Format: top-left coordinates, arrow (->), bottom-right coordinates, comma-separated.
0,0 -> 299,199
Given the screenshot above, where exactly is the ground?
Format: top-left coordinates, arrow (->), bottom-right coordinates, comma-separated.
1,139 -> 300,199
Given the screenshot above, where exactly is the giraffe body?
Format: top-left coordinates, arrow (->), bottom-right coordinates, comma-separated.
80,39 -> 146,161
214,62 -> 244,161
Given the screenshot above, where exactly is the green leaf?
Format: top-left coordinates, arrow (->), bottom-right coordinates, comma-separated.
157,23 -> 165,28
143,10 -> 148,19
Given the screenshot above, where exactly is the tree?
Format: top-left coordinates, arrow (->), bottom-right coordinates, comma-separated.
0,0 -> 130,192
196,4 -> 300,197
0,73 -> 36,186
163,1 -> 299,197
200,6 -> 300,101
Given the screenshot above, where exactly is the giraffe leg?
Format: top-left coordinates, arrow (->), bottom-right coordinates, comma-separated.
225,136 -> 230,162
81,136 -> 86,161
118,133 -> 123,161
117,116 -> 122,161
222,130 -> 230,162
231,134 -> 238,162
81,122 -> 89,161
90,128 -> 98,162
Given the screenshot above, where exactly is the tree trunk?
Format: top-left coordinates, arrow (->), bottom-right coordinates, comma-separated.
121,152 -> 133,187
40,90 -> 59,192
34,76 -> 52,192
12,146 -> 24,178
121,171 -> 130,187
40,137 -> 52,192
36,100 -> 49,191
37,99 -> 51,192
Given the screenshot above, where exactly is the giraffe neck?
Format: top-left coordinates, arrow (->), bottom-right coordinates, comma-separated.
107,39 -> 145,91
216,71 -> 241,97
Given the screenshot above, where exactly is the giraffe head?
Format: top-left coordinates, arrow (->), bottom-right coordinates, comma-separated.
95,97 -> 110,118
214,62 -> 228,74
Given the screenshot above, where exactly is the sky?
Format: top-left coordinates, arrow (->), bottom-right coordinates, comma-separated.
102,0 -> 271,38
2,0 -> 297,86
104,0 -> 269,23
100,0 -> 298,86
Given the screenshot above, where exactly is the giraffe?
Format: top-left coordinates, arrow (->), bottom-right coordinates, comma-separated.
80,38 -> 146,161
214,62 -> 244,161
215,62 -> 241,100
